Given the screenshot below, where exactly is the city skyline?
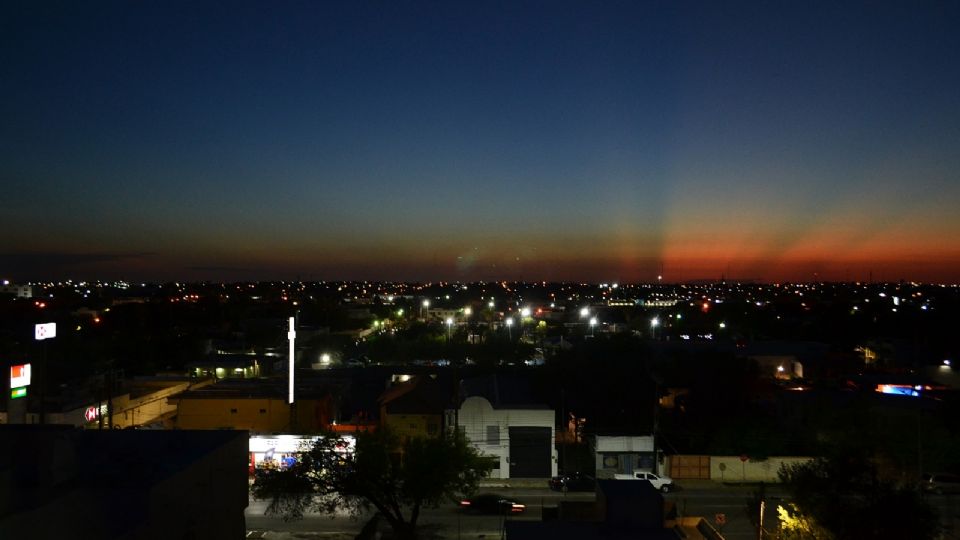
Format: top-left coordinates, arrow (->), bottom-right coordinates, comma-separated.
3,2 -> 959,283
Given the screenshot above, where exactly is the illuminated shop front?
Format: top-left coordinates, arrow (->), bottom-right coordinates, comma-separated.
248,434 -> 355,474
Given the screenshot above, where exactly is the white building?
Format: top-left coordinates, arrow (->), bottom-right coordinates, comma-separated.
447,395 -> 557,479
0,283 -> 32,298
593,435 -> 657,478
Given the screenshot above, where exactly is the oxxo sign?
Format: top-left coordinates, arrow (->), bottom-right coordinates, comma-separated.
10,364 -> 31,388
84,407 -> 99,422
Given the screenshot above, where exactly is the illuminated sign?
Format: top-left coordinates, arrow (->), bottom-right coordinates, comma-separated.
84,407 -> 99,422
10,364 -> 31,388
35,322 -> 57,341
10,387 -> 27,399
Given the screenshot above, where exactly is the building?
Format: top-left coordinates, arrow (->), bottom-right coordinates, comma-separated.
377,375 -> 448,440
0,426 -> 249,540
593,435 -> 657,478
0,282 -> 32,298
170,379 -> 334,433
447,375 -> 557,479
187,353 -> 263,379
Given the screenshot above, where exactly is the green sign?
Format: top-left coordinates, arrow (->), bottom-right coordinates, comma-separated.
10,387 -> 27,399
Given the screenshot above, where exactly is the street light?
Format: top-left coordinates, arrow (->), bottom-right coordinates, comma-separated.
719,322 -> 726,329
446,317 -> 454,342
421,299 -> 430,319
589,316 -> 597,337
464,307 -> 472,317
505,317 -> 514,340
650,317 -> 659,340
580,307 -> 589,318
521,307 -> 531,318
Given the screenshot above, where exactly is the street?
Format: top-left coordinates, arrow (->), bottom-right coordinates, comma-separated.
246,484 -> 772,539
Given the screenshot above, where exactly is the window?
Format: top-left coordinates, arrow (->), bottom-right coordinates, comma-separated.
486,425 -> 500,445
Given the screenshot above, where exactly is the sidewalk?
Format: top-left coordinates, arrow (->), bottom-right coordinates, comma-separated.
478,477 -> 550,489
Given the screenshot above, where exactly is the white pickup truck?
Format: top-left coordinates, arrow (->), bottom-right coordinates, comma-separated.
613,471 -> 674,492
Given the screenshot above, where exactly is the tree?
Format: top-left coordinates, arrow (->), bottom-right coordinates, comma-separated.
777,457 -> 939,540
252,429 -> 493,540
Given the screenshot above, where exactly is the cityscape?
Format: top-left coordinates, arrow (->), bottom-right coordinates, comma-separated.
3,2 -> 960,540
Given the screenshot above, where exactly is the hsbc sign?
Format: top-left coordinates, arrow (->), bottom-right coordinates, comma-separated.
35,322 -> 57,341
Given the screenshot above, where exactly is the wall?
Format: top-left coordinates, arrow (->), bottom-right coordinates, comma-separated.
384,413 -> 441,440
174,396 -> 331,433
709,456 -> 813,483
453,396 -> 557,479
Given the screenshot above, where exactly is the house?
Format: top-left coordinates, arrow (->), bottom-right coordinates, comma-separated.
377,375 -> 448,440
593,435 -> 657,478
446,375 -> 557,479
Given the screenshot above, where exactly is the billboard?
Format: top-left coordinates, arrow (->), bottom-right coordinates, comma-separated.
10,364 -> 31,388
35,322 -> 56,341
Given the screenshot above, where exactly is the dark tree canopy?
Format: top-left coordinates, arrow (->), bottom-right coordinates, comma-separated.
252,429 -> 492,540
777,457 -> 939,540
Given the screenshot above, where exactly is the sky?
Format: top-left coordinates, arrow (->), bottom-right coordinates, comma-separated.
2,1 -> 959,283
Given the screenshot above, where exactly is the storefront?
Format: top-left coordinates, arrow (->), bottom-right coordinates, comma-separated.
248,434 -> 355,474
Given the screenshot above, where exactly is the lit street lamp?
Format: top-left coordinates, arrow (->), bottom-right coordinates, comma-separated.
589,316 -> 597,337
446,317 -> 454,342
421,299 -> 430,319
650,317 -> 659,340
505,317 -> 514,340
580,307 -> 589,318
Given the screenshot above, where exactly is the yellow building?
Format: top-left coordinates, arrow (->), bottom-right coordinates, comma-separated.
377,376 -> 446,440
171,381 -> 333,433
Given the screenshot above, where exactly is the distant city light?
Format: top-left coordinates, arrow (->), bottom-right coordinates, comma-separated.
580,307 -> 589,318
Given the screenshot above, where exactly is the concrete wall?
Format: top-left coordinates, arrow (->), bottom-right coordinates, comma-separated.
452,396 -> 557,479
710,456 -> 813,483
384,413 -> 441,440
173,396 -> 331,433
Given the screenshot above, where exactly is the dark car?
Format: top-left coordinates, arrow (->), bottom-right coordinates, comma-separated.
549,472 -> 596,492
459,493 -> 526,514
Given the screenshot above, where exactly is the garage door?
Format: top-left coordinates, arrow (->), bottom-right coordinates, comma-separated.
509,427 -> 551,478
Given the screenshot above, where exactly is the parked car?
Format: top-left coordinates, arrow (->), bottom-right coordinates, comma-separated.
613,471 -> 675,492
549,472 -> 596,492
922,473 -> 960,494
459,493 -> 526,514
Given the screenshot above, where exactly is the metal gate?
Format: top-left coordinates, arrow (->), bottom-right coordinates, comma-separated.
509,426 -> 551,478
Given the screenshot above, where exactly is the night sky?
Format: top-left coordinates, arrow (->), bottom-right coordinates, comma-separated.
2,2 -> 959,283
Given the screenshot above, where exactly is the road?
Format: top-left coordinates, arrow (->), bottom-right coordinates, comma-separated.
246,485 -> 764,538
247,485 -> 960,539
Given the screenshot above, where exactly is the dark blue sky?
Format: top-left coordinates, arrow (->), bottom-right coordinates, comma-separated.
3,1 -> 959,282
